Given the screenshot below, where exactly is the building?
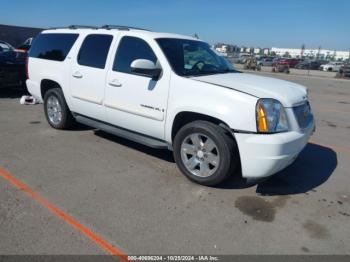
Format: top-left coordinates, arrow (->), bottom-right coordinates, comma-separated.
214,43 -> 240,55
215,44 -> 228,53
253,48 -> 261,54
263,48 -> 270,55
271,47 -> 350,61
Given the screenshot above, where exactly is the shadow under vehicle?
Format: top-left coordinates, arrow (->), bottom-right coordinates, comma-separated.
256,143 -> 337,195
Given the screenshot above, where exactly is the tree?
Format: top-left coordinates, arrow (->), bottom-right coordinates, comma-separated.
317,46 -> 322,59
283,52 -> 291,58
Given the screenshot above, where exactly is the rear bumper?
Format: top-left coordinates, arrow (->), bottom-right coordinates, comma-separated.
234,120 -> 315,178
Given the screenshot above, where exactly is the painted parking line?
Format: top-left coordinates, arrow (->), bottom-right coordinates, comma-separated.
0,167 -> 129,262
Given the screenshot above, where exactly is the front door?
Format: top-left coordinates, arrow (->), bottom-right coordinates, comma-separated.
104,36 -> 169,140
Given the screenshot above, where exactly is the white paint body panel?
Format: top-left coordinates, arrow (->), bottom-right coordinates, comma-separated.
235,120 -> 314,178
193,73 -> 308,107
104,32 -> 172,139
26,28 -> 314,179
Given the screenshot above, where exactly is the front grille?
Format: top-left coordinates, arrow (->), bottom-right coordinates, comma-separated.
293,102 -> 313,129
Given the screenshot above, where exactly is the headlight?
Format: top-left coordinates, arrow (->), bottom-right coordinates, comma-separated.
256,98 -> 289,133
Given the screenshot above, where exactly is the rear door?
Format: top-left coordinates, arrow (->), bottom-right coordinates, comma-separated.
70,34 -> 114,121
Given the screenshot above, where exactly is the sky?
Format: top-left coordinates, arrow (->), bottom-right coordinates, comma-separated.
1,0 -> 349,50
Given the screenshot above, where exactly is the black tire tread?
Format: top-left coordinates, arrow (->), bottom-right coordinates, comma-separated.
173,120 -> 239,186
43,88 -> 75,130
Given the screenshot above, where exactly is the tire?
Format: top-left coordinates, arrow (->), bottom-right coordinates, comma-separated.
173,121 -> 239,186
43,88 -> 75,129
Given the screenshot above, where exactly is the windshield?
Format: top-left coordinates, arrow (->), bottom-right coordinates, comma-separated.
156,38 -> 238,76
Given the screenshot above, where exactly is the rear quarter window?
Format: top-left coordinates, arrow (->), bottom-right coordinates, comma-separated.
29,33 -> 79,61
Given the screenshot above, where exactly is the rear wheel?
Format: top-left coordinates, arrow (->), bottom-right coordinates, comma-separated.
173,121 -> 239,186
44,88 -> 75,129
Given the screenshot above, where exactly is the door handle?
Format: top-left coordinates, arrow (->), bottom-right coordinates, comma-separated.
109,79 -> 122,87
72,72 -> 83,79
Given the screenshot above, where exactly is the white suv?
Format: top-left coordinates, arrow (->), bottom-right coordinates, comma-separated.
26,25 -> 315,186
320,62 -> 343,72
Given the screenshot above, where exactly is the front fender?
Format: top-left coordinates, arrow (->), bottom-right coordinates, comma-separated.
165,74 -> 258,143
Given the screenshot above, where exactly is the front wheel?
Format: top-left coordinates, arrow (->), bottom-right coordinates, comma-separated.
173,121 -> 239,186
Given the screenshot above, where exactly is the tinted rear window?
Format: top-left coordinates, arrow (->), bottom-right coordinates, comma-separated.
29,33 -> 79,61
77,34 -> 113,69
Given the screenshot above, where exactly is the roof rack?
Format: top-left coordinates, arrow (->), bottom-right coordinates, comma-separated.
48,25 -> 149,31
101,25 -> 150,31
68,25 -> 98,29
49,25 -> 98,30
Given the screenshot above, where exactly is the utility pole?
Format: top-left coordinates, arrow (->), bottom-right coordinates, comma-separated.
301,44 -> 305,58
317,46 -> 321,60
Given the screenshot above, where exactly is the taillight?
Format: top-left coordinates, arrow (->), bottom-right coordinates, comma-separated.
25,57 -> 29,80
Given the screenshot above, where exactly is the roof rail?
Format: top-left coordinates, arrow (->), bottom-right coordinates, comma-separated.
48,25 -> 149,31
49,25 -> 98,30
68,25 -> 99,30
101,25 -> 150,31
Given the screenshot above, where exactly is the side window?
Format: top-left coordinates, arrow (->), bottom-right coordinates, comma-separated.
29,33 -> 79,61
78,34 -> 113,69
113,36 -> 157,74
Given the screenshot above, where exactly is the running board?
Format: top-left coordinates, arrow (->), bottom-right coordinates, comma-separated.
74,115 -> 169,149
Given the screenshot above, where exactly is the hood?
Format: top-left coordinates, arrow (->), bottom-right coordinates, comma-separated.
191,73 -> 308,107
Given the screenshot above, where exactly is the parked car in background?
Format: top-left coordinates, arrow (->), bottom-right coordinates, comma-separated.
16,38 -> 33,53
336,64 -> 350,78
244,57 -> 261,71
0,41 -> 14,53
275,58 -> 302,68
27,25 -> 314,186
0,40 -> 26,89
295,60 -> 327,70
320,62 -> 343,72
257,57 -> 274,66
237,53 -> 251,64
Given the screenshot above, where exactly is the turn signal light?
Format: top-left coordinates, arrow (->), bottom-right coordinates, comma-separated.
257,104 -> 269,132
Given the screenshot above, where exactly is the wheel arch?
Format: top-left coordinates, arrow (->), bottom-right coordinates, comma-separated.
40,79 -> 62,99
170,111 -> 235,142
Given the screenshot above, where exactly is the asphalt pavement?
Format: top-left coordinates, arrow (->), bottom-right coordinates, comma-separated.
0,72 -> 349,257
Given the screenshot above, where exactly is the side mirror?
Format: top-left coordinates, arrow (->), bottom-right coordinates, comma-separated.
131,59 -> 161,79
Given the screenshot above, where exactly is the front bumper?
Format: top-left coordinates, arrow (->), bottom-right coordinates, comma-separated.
234,120 -> 315,178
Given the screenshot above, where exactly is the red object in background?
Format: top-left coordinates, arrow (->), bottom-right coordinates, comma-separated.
277,58 -> 301,68
25,56 -> 29,80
